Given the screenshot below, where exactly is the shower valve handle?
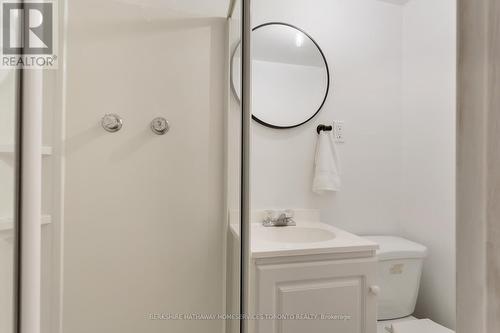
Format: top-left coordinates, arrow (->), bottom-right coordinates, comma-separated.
101,113 -> 123,133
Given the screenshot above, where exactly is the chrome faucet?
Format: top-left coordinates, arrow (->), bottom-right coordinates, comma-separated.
262,210 -> 296,227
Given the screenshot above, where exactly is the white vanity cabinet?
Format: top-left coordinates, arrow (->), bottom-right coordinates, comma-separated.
250,254 -> 378,333
228,219 -> 379,333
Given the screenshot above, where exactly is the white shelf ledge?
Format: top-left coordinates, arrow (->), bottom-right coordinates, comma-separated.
0,145 -> 53,156
0,215 -> 52,232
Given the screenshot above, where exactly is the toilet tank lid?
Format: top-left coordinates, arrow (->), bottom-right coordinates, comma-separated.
364,236 -> 427,260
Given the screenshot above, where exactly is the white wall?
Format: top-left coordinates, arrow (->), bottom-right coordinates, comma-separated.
251,0 -> 404,235
250,0 -> 456,328
61,1 -> 227,332
400,0 -> 456,328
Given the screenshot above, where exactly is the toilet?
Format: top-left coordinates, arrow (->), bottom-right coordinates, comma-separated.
365,236 -> 455,333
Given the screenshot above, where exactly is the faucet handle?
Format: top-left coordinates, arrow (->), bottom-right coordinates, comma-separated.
261,209 -> 296,226
263,210 -> 274,220
277,213 -> 288,221
262,210 -> 275,225
267,210 -> 294,220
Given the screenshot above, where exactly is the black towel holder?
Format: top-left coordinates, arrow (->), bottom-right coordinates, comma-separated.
317,124 -> 333,134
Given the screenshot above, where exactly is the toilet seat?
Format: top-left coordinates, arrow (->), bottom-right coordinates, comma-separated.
377,317 -> 455,333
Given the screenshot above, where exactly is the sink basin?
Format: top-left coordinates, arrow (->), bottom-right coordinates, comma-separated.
258,226 -> 335,243
229,219 -> 379,259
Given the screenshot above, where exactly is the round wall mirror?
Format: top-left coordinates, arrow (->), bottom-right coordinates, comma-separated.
231,22 -> 330,129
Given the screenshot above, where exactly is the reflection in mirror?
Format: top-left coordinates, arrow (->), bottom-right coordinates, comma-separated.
232,23 -> 330,129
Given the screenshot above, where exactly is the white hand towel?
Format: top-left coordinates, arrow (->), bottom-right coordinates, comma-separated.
313,131 -> 341,194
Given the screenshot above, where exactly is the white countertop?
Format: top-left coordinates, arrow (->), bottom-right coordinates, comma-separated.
230,221 -> 378,259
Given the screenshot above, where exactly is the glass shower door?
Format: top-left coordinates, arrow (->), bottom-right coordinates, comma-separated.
35,1 -> 247,333
0,1 -> 248,332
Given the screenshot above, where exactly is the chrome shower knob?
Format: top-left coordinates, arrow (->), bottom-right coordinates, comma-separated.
151,117 -> 169,135
101,113 -> 123,133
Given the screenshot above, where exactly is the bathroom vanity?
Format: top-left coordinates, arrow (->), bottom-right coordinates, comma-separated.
229,211 -> 379,333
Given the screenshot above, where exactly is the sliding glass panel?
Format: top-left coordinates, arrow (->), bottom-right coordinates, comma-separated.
39,1 -> 244,333
0,68 -> 19,332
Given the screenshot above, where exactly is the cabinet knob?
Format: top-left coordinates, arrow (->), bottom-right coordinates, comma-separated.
369,285 -> 381,295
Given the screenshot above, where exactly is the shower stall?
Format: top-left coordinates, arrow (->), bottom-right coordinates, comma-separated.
0,0 -> 250,332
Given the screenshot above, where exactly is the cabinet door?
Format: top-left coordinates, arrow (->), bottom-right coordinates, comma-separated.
255,258 -> 377,333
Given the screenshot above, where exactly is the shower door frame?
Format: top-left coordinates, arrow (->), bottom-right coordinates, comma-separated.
457,0 -> 500,331
9,0 -> 44,330
240,0 -> 251,331
12,68 -> 22,333
16,68 -> 44,333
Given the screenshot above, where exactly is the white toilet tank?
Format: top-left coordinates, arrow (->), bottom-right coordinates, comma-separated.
365,236 -> 428,320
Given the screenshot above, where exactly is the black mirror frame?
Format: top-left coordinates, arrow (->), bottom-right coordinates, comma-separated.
233,22 -> 331,130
